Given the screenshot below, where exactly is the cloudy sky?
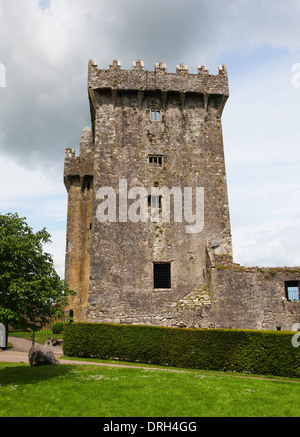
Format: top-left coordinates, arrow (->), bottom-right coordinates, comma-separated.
1,0 -> 300,277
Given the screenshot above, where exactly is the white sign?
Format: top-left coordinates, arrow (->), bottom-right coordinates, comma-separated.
0,324 -> 6,348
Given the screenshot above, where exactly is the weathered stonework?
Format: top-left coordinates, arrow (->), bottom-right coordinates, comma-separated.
64,59 -> 300,330
64,127 -> 94,321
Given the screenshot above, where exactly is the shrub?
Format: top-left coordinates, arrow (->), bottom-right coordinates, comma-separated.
63,323 -> 300,378
52,321 -> 65,335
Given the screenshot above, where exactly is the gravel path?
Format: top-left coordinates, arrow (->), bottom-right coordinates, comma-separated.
0,336 -> 63,364
0,337 -> 149,369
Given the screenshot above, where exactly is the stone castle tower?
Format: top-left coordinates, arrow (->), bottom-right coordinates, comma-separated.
64,59 -> 300,331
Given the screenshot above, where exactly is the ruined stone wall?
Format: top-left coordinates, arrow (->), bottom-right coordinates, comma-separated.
209,265 -> 300,331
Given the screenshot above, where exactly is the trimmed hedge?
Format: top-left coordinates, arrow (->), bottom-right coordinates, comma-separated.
52,321 -> 66,335
63,322 -> 300,378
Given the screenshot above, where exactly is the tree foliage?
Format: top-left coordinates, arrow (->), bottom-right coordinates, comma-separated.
0,213 -> 75,333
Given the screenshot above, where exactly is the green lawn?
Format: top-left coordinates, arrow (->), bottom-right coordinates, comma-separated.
0,361 -> 299,417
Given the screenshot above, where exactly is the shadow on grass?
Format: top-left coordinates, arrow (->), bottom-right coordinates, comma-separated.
0,364 -> 74,387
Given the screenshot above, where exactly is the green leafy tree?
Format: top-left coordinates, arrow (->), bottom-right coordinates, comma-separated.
0,213 -> 75,345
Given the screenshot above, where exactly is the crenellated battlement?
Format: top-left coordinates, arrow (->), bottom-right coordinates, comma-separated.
88,59 -> 229,97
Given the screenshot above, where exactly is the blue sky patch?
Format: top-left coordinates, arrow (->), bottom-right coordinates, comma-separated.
39,0 -> 51,11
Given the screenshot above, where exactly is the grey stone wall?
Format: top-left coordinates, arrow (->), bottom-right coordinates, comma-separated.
209,264 -> 300,331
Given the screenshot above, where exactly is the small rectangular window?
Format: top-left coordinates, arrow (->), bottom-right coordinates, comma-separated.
151,110 -> 160,122
153,262 -> 171,289
148,155 -> 163,167
148,194 -> 162,209
285,281 -> 300,301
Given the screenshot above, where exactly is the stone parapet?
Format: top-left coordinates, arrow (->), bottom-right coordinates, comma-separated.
88,59 -> 229,97
64,127 -> 94,187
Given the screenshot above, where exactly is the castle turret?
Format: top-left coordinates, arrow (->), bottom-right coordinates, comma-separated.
64,127 -> 94,321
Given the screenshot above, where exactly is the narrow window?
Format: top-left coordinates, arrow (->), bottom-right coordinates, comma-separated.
82,176 -> 93,191
148,155 -> 163,167
153,262 -> 171,289
285,281 -> 300,301
151,110 -> 160,122
148,194 -> 162,209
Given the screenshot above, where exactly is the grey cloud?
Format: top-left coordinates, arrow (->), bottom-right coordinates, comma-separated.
2,0 -> 300,271
1,0 -> 300,170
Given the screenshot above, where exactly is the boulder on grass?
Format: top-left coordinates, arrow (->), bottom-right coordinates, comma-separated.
28,344 -> 60,367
